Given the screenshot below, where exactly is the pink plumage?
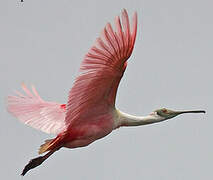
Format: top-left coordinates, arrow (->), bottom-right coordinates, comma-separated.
65,9 -> 137,127
7,9 -> 138,175
7,83 -> 66,134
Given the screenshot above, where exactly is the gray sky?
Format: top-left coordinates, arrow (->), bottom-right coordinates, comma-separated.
0,0 -> 212,179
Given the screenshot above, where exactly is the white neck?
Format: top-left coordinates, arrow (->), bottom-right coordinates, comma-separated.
113,109 -> 165,129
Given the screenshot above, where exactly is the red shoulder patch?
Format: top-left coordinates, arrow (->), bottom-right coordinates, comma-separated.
60,104 -> 66,110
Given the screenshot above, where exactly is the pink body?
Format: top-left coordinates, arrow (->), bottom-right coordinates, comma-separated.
7,9 -> 137,152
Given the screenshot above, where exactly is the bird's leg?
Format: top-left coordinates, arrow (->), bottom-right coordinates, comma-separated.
21,148 -> 59,176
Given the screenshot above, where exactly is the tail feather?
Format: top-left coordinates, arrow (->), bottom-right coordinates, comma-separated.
39,139 -> 53,154
38,135 -> 63,154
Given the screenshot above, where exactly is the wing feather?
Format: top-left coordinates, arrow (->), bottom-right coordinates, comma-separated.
7,84 -> 66,134
65,9 -> 137,128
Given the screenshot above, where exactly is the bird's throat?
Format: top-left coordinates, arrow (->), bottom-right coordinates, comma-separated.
113,109 -> 164,129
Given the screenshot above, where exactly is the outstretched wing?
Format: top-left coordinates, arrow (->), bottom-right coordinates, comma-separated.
65,9 -> 137,127
7,83 -> 66,134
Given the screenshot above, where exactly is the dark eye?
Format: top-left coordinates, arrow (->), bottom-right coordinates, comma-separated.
156,111 -> 161,116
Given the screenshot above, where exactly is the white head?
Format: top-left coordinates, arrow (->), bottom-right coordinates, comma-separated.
152,108 -> 205,121
116,108 -> 205,127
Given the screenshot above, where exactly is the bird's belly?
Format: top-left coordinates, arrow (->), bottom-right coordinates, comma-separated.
64,138 -> 95,148
64,123 -> 113,148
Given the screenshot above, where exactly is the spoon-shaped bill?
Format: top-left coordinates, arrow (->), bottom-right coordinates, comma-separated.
175,110 -> 206,115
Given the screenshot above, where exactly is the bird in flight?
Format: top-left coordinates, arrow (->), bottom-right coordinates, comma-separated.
7,9 -> 205,176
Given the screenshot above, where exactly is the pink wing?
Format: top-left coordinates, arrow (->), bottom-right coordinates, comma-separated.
7,83 -> 66,134
65,9 -> 137,128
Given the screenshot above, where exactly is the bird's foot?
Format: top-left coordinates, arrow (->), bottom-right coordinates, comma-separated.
21,156 -> 44,176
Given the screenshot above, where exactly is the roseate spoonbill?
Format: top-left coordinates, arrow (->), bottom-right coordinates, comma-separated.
7,9 -> 205,176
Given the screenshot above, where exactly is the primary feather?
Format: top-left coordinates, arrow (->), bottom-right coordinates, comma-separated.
7,9 -> 137,135
7,83 -> 66,134
7,9 -> 140,176
65,9 -> 137,129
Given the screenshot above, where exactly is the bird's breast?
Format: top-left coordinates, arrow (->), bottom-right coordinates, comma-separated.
64,114 -> 114,148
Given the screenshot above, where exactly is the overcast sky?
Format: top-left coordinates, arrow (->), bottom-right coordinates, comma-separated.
0,0 -> 212,179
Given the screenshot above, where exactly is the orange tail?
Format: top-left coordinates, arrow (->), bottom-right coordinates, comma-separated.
39,139 -> 53,154
39,135 -> 63,154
